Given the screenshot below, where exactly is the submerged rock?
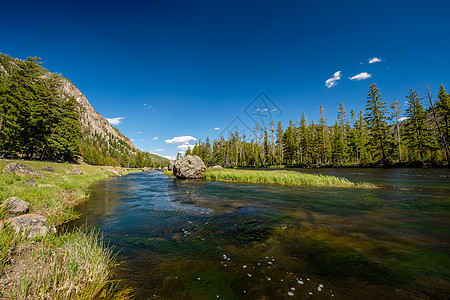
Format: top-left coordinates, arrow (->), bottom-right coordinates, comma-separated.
1,197 -> 29,215
7,214 -> 56,238
2,163 -> 42,176
173,155 -> 207,179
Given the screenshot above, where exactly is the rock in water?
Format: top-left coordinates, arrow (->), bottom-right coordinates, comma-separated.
1,197 -> 29,215
173,155 -> 207,179
162,167 -> 169,172
168,161 -> 174,171
7,214 -> 56,238
2,163 -> 42,176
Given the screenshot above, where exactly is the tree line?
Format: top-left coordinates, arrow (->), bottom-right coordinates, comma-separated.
188,83 -> 450,167
0,54 -> 167,168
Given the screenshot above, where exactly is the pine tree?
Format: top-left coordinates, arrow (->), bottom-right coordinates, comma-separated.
404,89 -> 437,165
364,84 -> 390,163
390,99 -> 402,162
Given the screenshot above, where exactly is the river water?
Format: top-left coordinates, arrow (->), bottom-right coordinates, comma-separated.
72,169 -> 450,299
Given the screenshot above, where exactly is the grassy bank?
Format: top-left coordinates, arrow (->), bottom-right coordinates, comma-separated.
166,168 -> 375,188
0,159 -> 137,299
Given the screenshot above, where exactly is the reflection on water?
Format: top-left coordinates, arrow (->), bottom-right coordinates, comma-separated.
72,169 -> 450,299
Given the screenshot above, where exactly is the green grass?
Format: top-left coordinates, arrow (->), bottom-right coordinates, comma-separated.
202,169 -> 376,188
0,159 -> 138,299
1,227 -> 131,299
0,160 -> 139,225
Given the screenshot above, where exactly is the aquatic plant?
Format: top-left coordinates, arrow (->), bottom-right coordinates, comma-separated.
202,169 -> 376,188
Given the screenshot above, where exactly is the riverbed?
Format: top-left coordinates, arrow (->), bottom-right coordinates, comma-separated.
72,168 -> 450,299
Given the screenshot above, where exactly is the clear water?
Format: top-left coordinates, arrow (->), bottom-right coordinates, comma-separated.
72,169 -> 450,299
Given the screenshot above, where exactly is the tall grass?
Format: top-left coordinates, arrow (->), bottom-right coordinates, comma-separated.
0,160 -> 138,299
0,160 -> 138,225
1,227 -> 126,299
202,169 -> 376,188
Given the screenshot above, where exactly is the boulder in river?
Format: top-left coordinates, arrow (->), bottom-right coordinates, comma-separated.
162,167 -> 169,172
2,163 -> 42,176
7,214 -> 56,238
173,155 -> 207,179
1,197 -> 29,215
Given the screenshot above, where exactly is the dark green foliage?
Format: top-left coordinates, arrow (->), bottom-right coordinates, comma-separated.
0,53 -> 167,167
191,84 -> 448,167
404,89 -> 438,164
0,54 -> 81,161
364,84 -> 390,163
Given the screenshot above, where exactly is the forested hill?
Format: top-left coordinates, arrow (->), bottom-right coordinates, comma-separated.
0,53 -> 168,168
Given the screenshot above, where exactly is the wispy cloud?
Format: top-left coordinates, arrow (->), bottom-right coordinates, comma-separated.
349,72 -> 371,81
153,148 -> 164,152
325,71 -> 342,88
165,136 -> 197,145
214,127 -> 220,131
162,155 -> 176,161
106,117 -> 124,125
399,117 -> 408,122
177,144 -> 194,151
151,136 -> 158,141
368,57 -> 382,64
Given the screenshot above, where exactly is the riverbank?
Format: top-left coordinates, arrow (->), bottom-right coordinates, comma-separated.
0,159 -> 138,299
165,168 -> 376,188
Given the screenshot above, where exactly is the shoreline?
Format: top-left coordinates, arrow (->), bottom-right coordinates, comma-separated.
0,159 -> 137,298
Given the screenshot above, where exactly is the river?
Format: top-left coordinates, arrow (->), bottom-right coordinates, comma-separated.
72,168 -> 450,299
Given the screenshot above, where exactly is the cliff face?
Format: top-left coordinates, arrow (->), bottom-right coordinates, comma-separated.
0,53 -> 137,153
52,74 -> 138,152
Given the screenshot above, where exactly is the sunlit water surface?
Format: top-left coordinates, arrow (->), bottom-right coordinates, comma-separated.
72,168 -> 450,299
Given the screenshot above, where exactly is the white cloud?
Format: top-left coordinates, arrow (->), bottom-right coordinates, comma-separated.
214,127 -> 220,131
162,155 -> 176,161
349,72 -> 372,81
151,136 -> 158,141
399,117 -> 408,122
368,57 -> 382,64
131,139 -> 135,142
177,144 -> 194,151
106,117 -> 124,125
165,136 -> 197,145
325,71 -> 342,88
153,148 -> 164,152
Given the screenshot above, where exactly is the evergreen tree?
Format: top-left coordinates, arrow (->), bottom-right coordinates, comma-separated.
404,89 -> 437,164
364,84 -> 390,163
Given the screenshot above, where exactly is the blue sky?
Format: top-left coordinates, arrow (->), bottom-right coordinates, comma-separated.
2,0 -> 450,159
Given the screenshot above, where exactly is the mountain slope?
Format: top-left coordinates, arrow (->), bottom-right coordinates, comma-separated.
0,53 -> 167,167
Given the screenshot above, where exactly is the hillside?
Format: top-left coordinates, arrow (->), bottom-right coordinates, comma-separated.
0,53 -> 167,167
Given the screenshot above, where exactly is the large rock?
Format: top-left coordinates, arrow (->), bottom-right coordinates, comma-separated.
1,197 -> 29,215
162,167 -> 169,172
106,169 -> 120,176
7,214 -> 56,238
211,165 -> 223,169
173,155 -> 207,179
168,161 -> 174,171
2,163 -> 42,176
